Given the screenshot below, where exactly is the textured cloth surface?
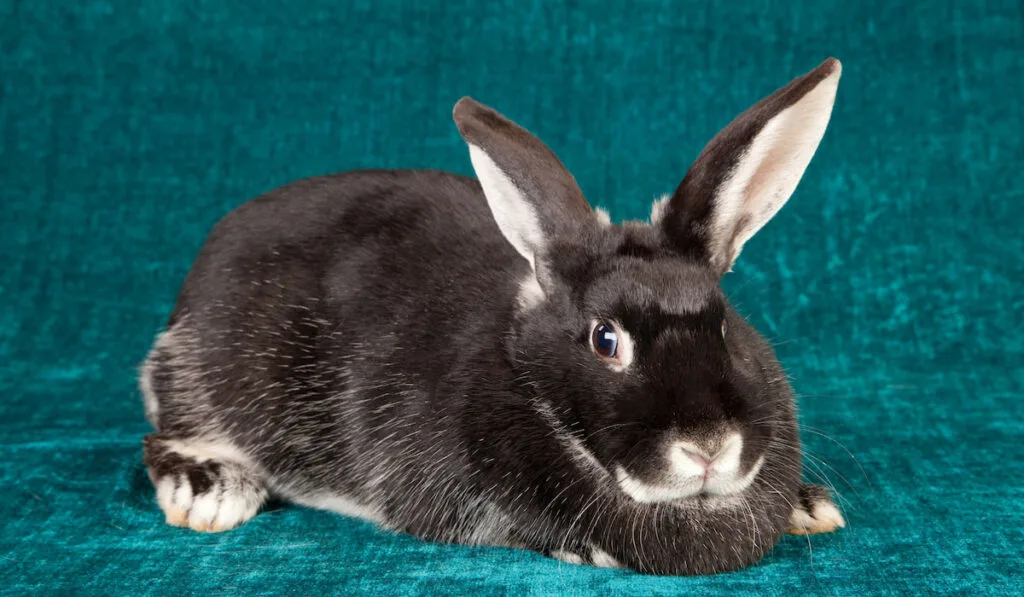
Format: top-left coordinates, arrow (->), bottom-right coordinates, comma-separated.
2,1 -> 1022,595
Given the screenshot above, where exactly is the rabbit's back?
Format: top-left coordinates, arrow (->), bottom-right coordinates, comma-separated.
174,169 -> 522,326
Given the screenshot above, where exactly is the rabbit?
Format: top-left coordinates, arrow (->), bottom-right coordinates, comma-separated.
139,57 -> 846,576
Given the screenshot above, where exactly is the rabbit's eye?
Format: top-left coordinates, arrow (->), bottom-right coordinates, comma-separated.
591,322 -> 619,359
721,319 -> 728,339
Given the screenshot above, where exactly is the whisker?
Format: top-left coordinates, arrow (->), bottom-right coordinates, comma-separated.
797,426 -> 872,487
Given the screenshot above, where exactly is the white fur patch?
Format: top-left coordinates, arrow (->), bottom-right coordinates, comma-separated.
708,65 -> 841,271
789,496 -> 846,534
670,440 -> 713,478
466,502 -> 514,546
812,500 -> 846,528
155,476 -> 179,520
590,547 -> 623,568
516,274 -> 546,311
649,194 -> 671,225
551,550 -> 585,565
138,315 -> 219,433
594,207 -> 612,227
788,504 -> 816,529
532,400 -> 608,477
139,324 -> 193,428
616,432 -> 764,503
289,492 -> 386,525
468,144 -> 545,271
614,466 -> 701,503
704,455 -> 764,496
154,462 -> 267,532
188,487 -> 257,532
711,433 -> 743,474
172,478 -> 193,513
674,431 -> 743,477
138,352 -> 160,427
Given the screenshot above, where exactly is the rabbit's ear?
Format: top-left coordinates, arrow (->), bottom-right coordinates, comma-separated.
659,58 -> 841,274
454,97 -> 592,273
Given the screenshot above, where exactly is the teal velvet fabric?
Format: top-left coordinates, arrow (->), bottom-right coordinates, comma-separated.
2,1 -> 1022,594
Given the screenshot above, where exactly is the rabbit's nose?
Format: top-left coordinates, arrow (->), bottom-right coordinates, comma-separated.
671,442 -> 712,478
673,432 -> 743,476
677,446 -> 710,472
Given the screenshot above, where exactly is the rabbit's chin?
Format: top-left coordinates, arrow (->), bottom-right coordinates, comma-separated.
613,454 -> 766,505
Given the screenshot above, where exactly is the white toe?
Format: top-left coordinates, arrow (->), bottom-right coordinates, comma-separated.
156,476 -> 177,512
811,500 -> 846,528
590,547 -> 623,568
551,550 -> 585,565
172,476 -> 194,510
789,496 -> 845,534
188,490 -> 221,531
212,492 -> 256,531
789,505 -> 816,529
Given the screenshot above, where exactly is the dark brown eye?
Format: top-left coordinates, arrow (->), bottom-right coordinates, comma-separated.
721,319 -> 728,339
591,322 -> 619,359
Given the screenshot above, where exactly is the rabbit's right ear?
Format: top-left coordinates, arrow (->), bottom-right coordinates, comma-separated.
454,98 -> 592,275
659,58 -> 842,275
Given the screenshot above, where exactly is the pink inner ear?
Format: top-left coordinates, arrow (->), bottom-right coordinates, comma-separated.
715,70 -> 841,270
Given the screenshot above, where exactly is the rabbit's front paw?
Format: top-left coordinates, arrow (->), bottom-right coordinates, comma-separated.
787,483 -> 845,535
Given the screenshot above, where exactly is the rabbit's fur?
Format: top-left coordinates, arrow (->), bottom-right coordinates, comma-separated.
141,59 -> 845,575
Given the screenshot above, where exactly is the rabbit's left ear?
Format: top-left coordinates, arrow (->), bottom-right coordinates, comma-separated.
659,58 -> 842,274
453,97 -> 592,275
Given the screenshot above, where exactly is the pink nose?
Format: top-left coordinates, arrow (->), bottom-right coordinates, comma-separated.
679,447 -> 712,472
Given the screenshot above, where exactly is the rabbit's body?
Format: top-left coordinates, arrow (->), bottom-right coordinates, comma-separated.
144,171 -> 540,543
142,59 -> 847,575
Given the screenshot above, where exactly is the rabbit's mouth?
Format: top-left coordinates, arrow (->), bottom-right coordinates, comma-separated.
612,431 -> 766,504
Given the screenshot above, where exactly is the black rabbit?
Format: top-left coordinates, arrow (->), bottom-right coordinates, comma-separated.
141,58 -> 845,575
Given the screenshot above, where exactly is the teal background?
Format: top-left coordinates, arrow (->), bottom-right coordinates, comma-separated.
2,1 -> 1021,595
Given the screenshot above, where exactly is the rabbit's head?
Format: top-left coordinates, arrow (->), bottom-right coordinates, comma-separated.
454,59 -> 841,505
